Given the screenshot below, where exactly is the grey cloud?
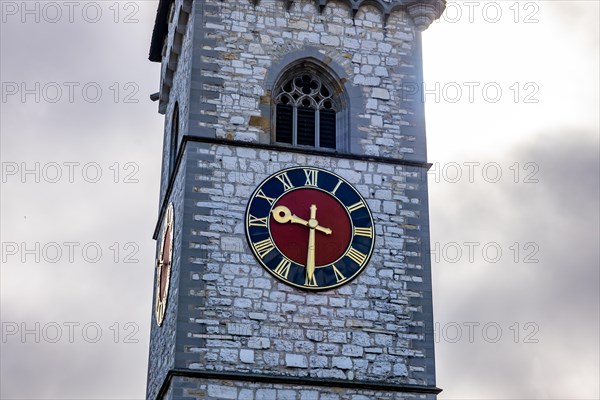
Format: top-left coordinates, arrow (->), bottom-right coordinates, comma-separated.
433,130 -> 599,398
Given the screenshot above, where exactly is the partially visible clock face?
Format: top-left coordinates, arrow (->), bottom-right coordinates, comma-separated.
155,202 -> 174,326
245,167 -> 375,290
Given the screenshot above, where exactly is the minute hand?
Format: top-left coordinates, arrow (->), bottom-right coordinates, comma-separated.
306,204 -> 318,285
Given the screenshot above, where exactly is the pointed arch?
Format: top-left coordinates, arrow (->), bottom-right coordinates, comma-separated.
169,102 -> 179,177
272,58 -> 349,151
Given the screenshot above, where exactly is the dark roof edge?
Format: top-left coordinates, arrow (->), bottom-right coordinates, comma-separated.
149,0 -> 173,62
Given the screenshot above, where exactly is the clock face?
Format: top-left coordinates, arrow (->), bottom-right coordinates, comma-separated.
245,167 -> 375,290
155,202 -> 174,326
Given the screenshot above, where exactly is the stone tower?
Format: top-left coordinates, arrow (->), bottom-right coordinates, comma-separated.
146,0 -> 445,399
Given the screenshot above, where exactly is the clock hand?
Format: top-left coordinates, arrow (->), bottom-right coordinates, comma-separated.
272,206 -> 309,226
306,205 -> 317,286
271,205 -> 332,235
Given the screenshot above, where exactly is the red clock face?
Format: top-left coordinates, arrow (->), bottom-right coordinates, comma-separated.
155,203 -> 174,326
158,223 -> 172,299
246,167 -> 375,290
270,188 -> 351,267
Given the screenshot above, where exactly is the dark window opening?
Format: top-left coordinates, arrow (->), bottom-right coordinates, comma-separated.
169,104 -> 179,177
274,71 -> 341,149
297,107 -> 315,146
319,110 -> 336,149
275,104 -> 293,144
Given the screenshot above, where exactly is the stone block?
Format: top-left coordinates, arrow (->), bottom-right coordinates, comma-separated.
207,384 -> 237,399
240,349 -> 254,363
285,353 -> 308,368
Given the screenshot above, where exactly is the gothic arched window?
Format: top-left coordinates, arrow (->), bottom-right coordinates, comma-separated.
273,63 -> 346,150
169,103 -> 179,177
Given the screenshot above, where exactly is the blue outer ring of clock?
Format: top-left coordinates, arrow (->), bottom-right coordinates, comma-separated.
245,166 -> 375,291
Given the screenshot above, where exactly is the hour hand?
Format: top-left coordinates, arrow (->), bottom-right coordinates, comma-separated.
272,206 -> 332,235
272,206 -> 308,226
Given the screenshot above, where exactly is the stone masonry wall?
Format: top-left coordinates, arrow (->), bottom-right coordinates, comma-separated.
157,140 -> 435,398
187,0 -> 428,162
168,376 -> 436,400
158,0 -> 195,206
146,154 -> 188,400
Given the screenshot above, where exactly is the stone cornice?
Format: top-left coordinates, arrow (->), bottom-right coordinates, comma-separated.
405,0 -> 447,30
149,0 -> 446,61
152,136 -> 433,239
155,368 -> 443,400
274,0 -> 446,30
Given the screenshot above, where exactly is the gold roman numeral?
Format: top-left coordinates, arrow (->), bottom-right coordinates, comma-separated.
330,179 -> 342,196
346,247 -> 367,265
332,264 -> 346,283
256,189 -> 275,205
275,172 -> 294,191
354,226 -> 373,238
155,301 -> 165,326
347,200 -> 366,213
248,214 -> 268,227
305,274 -> 318,287
304,169 -> 318,186
273,258 -> 291,279
253,238 -> 275,259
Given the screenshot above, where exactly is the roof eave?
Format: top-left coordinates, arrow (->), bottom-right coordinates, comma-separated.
149,0 -> 173,62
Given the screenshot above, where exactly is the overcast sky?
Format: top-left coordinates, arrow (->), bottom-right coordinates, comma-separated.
1,1 -> 598,399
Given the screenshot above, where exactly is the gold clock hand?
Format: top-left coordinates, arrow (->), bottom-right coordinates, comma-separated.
306,205 -> 317,286
315,225 -> 332,235
271,205 -> 333,235
306,228 -> 316,285
272,206 -> 309,226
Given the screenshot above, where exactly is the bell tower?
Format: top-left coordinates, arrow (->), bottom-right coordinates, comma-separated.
146,0 -> 445,399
